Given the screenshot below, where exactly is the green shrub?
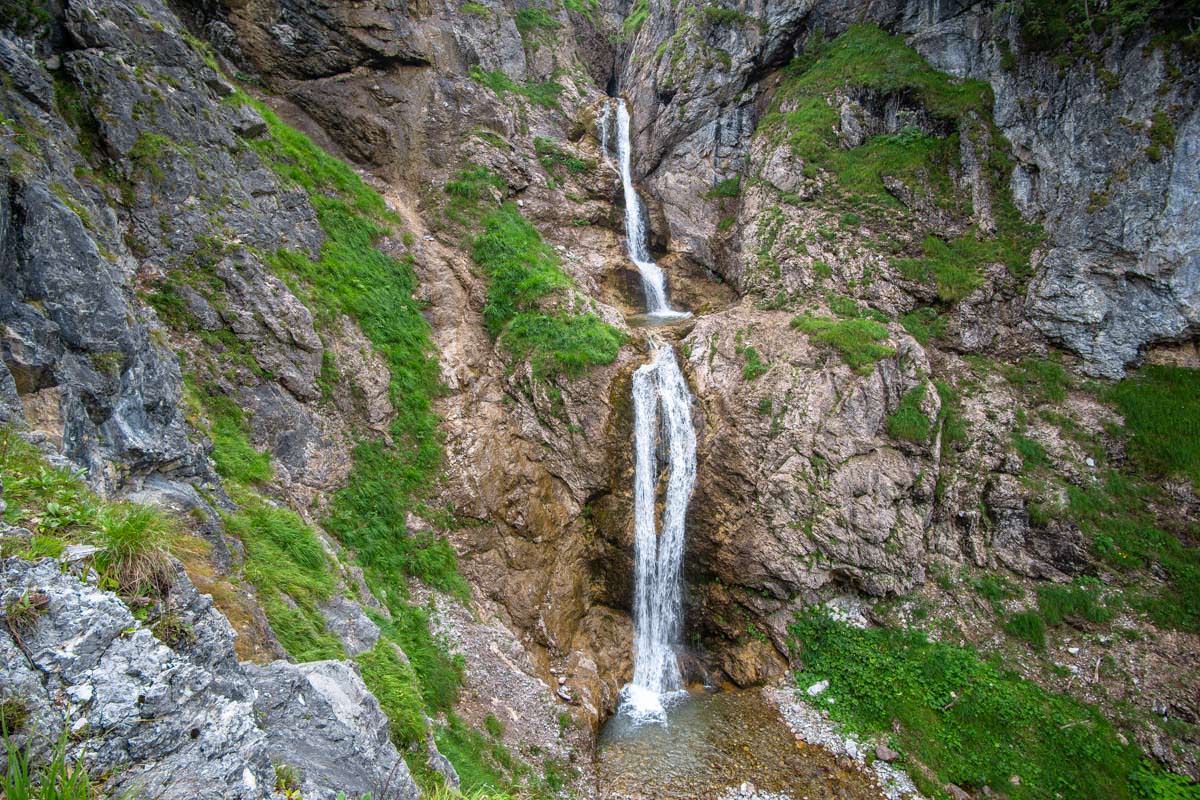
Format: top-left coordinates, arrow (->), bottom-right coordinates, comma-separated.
887,384 -> 931,444
514,6 -> 560,36
791,314 -> 894,374
533,137 -> 592,176
791,610 -> 1143,798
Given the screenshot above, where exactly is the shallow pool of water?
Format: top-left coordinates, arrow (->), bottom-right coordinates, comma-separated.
594,689 -> 879,800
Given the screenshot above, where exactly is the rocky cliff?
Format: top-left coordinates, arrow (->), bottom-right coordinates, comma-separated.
1,0 -> 1198,796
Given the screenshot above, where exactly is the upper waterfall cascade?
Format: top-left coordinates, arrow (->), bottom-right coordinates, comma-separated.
602,97 -> 698,723
600,99 -> 689,321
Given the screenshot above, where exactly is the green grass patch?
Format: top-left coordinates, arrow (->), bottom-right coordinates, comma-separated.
705,176 -> 742,199
470,202 -> 624,378
791,610 -> 1144,798
1004,608 -> 1047,649
356,639 -> 428,746
1012,432 -> 1051,470
887,384 -> 932,444
759,24 -> 1042,292
467,66 -> 564,110
1003,356 -> 1071,405
621,0 -> 648,36
223,496 -> 344,662
791,313 -> 894,374
1066,470 -> 1199,632
900,307 -> 944,345
1036,577 -> 1117,627
1108,365 -> 1200,489
203,390 -> 274,484
534,137 -> 592,176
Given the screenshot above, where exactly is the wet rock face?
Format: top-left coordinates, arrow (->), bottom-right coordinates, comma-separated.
0,557 -> 420,800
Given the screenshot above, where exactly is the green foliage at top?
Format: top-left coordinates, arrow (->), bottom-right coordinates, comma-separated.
760,24 -> 1042,298
775,24 -> 992,120
514,6 -> 560,38
790,609 -> 1145,799
901,307 -> 944,345
887,384 -> 932,444
470,203 -> 624,378
791,313 -> 894,374
621,0 -> 649,36
1016,0 -> 1200,55
467,66 -> 564,110
1108,365 -> 1200,489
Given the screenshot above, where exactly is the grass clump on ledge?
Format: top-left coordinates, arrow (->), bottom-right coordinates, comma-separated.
533,137 -> 593,177
470,202 -> 624,378
0,428 -> 176,598
467,66 -> 564,110
791,313 -> 894,374
887,384 -> 932,444
790,609 -> 1151,799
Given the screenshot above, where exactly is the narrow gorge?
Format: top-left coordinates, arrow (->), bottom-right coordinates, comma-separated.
1,0 -> 1198,799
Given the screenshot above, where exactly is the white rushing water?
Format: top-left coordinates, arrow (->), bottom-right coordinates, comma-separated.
603,94 -> 698,723
610,99 -> 689,320
623,343 -> 697,722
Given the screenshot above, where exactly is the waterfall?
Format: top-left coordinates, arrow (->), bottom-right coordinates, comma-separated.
609,99 -> 688,320
622,343 -> 697,721
602,97 -> 698,723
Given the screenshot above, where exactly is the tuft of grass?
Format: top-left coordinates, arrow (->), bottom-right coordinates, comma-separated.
3,730 -> 94,800
1146,110 -> 1176,163
1108,365 -> 1200,489
1036,577 -> 1116,627
791,609 -> 1145,798
93,503 -> 177,597
973,573 -> 1020,607
533,137 -> 592,176
900,307 -> 944,345
484,713 -> 505,738
887,384 -> 932,444
705,176 -> 742,199
1004,609 -> 1047,649
791,313 -> 894,374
